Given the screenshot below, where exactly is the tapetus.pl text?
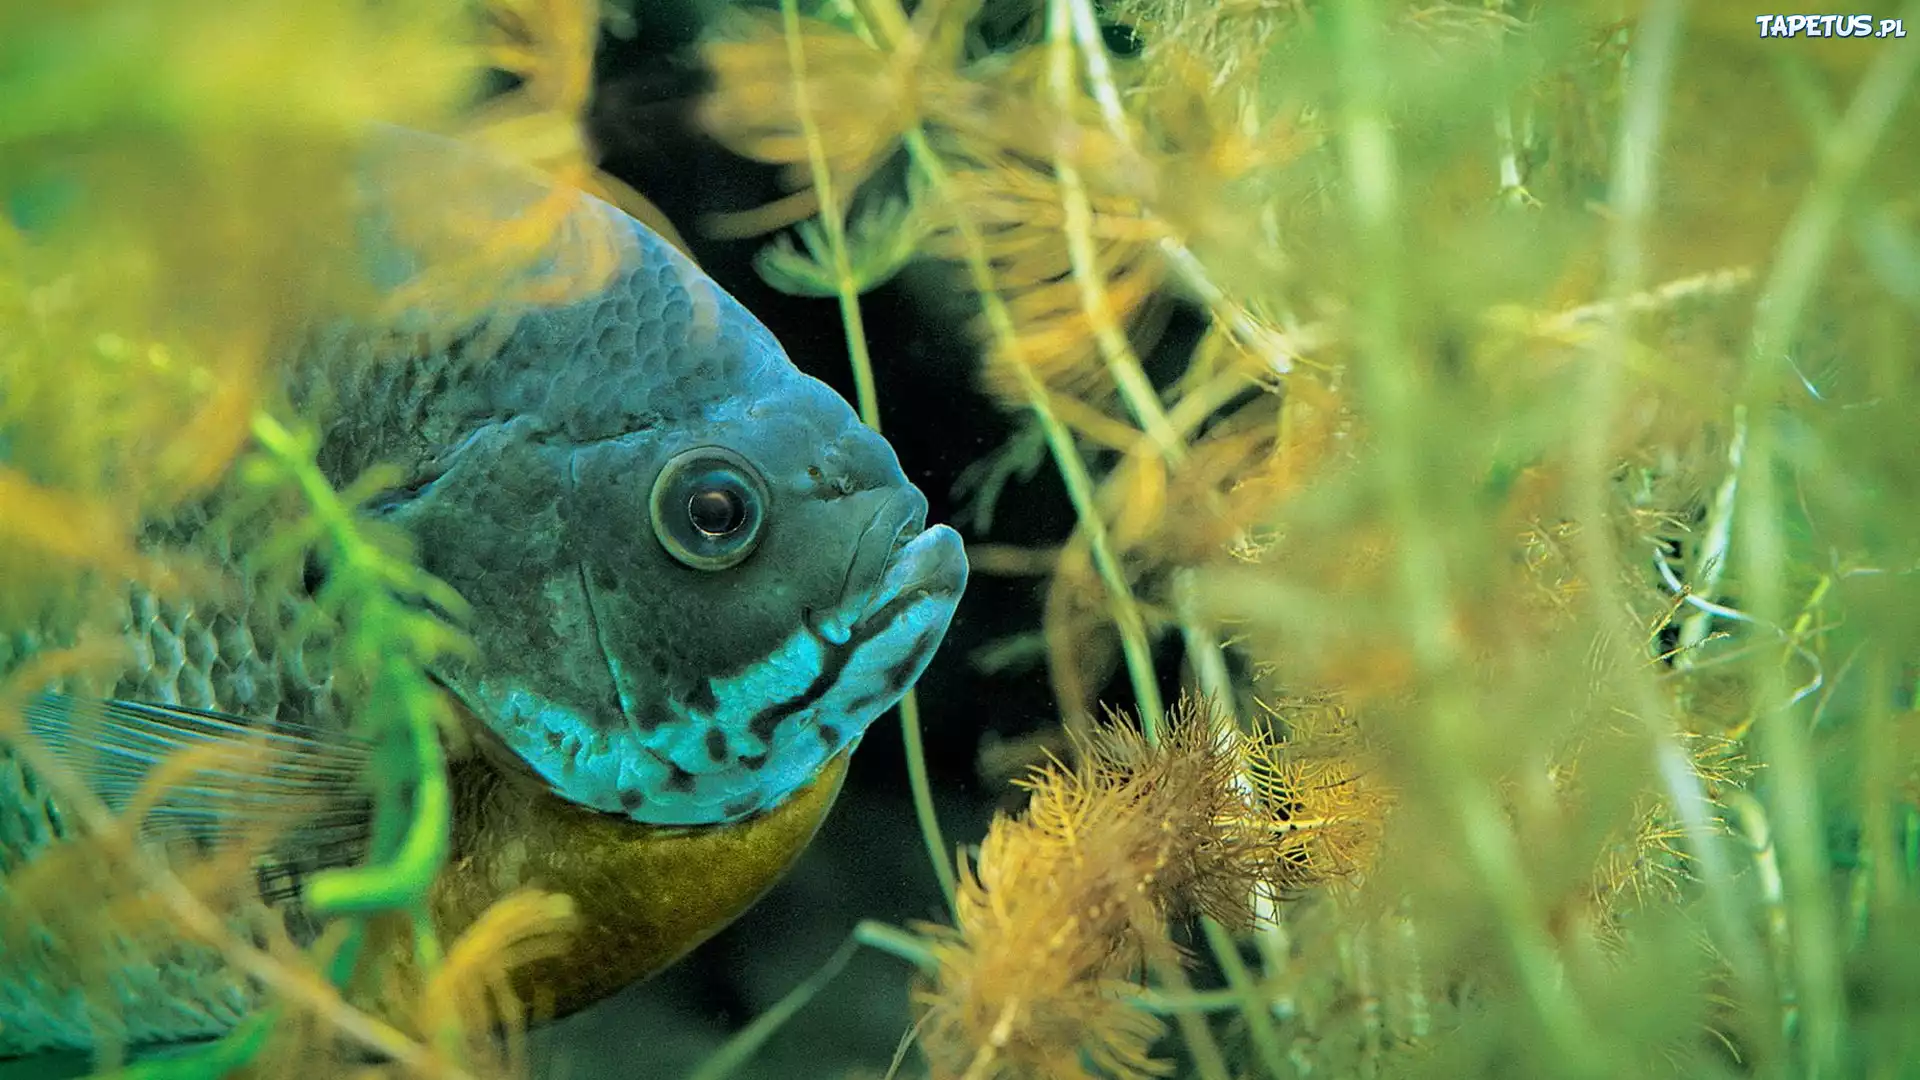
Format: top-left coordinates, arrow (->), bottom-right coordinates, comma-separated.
1755,14 -> 1906,36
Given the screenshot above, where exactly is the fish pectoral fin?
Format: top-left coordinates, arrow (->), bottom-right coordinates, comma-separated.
19,693 -> 373,864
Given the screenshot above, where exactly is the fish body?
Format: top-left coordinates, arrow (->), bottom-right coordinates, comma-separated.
0,129 -> 966,1056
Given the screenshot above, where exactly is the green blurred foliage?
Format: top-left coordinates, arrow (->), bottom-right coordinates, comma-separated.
696,0 -> 1920,1077
5,0 -> 1920,1076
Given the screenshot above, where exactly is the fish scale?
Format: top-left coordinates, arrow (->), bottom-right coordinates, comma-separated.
0,126 -> 967,1059
1,571 -> 349,1054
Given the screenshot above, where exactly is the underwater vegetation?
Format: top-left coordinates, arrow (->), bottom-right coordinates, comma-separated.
4,0 -> 1920,1077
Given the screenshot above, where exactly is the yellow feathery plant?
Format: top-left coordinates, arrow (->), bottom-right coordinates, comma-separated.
914,697 -> 1383,1080
466,0 -> 694,255
0,0 -> 633,1075
688,0 -> 1920,1077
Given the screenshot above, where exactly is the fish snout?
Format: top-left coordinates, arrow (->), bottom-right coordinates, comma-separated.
840,485 -> 929,621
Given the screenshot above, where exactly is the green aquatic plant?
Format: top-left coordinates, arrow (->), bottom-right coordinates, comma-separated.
0,0 -> 617,1075
8,0 -> 1920,1076
694,0 -> 1920,1077
5,0 -> 972,1075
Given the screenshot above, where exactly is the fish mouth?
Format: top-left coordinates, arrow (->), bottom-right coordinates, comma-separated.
854,516 -> 968,629
824,488 -> 917,633
815,486 -> 966,644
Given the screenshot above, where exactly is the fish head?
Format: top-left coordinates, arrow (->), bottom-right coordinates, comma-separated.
549,365 -> 970,827
378,204 -> 967,828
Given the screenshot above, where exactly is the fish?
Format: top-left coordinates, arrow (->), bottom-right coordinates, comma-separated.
0,127 -> 968,1057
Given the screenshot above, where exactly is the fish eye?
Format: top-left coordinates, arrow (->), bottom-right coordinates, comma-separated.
649,447 -> 767,570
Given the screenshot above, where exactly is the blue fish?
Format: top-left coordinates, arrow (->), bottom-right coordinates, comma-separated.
0,127 -> 967,1056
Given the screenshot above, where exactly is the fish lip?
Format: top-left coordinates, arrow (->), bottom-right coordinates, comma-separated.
832,487 -> 928,629
856,521 -> 968,628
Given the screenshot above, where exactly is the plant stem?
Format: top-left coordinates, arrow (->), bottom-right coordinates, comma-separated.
779,0 -> 877,425
1202,917 -> 1289,1078
1045,0 -> 1183,465
251,414 -> 450,920
896,689 -> 957,910
905,126 -> 1165,739
1149,951 -> 1235,1080
1576,1 -> 1783,1071
1326,0 -> 1606,1070
778,0 -> 956,910
1730,9 -> 1920,1073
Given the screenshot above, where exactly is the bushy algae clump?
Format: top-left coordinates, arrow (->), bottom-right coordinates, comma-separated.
913,697 -> 1386,1080
692,0 -> 1920,1077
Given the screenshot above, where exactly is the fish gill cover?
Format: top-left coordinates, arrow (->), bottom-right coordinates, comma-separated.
4,1 -> 1920,1079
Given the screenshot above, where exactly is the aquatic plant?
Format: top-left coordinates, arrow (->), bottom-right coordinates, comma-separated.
693,0 -> 1920,1077
911,696 -> 1384,1080
7,0 -> 1920,1077
0,0 -> 610,1075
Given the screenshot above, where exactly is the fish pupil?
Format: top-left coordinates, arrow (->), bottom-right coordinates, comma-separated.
688,488 -> 745,537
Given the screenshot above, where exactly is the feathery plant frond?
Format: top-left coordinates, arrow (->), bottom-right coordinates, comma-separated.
7,0 -> 1920,1076
0,0 -> 617,1075
912,697 -> 1379,1080
467,0 -> 695,255
696,0 -> 1920,1077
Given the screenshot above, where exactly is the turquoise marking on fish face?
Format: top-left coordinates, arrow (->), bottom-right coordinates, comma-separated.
358,131 -> 966,827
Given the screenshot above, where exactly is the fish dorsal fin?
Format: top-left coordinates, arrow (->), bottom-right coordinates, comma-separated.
20,694 -> 374,886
